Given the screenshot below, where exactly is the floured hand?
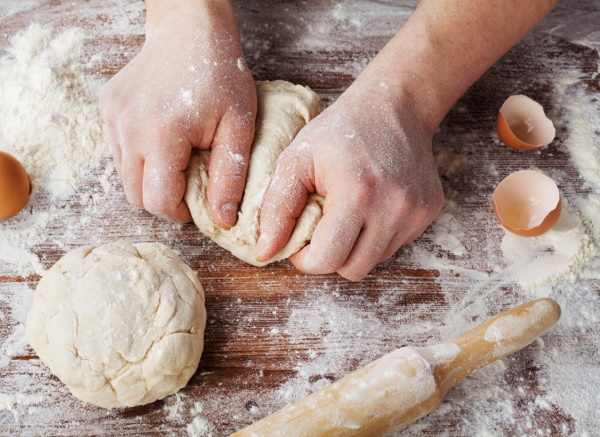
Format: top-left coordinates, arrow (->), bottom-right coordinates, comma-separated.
255,77 -> 444,280
100,0 -> 256,226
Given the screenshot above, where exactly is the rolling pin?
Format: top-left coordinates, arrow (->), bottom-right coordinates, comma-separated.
231,298 -> 560,437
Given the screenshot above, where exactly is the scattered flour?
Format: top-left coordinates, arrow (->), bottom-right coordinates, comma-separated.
0,284 -> 35,370
190,402 -> 212,436
0,393 -> 44,422
500,200 -> 597,291
484,300 -> 553,344
0,2 -> 599,436
0,24 -> 110,198
0,1 -> 41,20
431,209 -> 468,256
165,393 -> 187,422
0,210 -> 52,273
187,408 -> 214,437
0,25 -> 111,275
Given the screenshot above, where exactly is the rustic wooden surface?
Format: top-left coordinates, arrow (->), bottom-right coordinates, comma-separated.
1,0 -> 599,436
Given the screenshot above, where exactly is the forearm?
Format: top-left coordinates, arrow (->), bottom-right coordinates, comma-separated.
145,0 -> 237,34
359,0 -> 560,135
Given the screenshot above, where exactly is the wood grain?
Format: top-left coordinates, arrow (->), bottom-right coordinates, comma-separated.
1,0 -> 599,436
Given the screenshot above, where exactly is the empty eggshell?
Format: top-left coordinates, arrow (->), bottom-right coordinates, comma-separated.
496,95 -> 556,151
492,170 -> 561,237
0,151 -> 30,220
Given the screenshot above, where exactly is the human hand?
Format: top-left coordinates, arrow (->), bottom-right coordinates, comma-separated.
255,78 -> 444,280
100,0 -> 256,226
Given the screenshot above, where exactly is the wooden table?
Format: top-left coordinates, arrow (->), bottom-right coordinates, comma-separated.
1,1 -> 599,435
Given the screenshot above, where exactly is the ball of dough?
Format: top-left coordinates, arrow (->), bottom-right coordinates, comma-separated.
25,241 -> 206,409
184,80 -> 325,266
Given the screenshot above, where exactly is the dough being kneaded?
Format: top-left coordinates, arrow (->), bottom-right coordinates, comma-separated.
185,80 -> 324,266
26,241 -> 206,409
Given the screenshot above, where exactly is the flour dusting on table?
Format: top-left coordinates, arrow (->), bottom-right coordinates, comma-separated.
0,25 -> 111,276
0,24 -> 109,198
0,1 -> 600,436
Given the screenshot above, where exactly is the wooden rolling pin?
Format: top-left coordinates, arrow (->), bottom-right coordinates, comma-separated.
231,298 -> 560,437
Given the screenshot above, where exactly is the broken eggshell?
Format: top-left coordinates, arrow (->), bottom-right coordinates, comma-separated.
496,95 -> 556,151
493,170 -> 561,237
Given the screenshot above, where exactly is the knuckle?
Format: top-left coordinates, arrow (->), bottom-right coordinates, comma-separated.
270,174 -> 304,198
352,179 -> 377,208
276,147 -> 300,168
382,189 -> 412,223
432,185 -> 445,216
308,255 -> 340,275
119,104 -> 143,127
232,105 -> 255,127
212,165 -> 246,187
339,267 -> 369,282
338,251 -> 381,281
385,180 -> 444,227
124,191 -> 143,209
144,196 -> 173,217
357,169 -> 379,193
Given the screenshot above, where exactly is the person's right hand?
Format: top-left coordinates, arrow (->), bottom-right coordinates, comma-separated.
100,0 -> 256,227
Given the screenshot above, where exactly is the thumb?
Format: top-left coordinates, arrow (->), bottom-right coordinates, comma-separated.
255,141 -> 315,262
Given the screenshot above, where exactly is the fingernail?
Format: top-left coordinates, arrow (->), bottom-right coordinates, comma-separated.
255,233 -> 271,261
218,202 -> 238,228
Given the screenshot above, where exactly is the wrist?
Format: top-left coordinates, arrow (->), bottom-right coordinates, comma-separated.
346,71 -> 437,141
354,42 -> 459,137
358,0 -> 559,135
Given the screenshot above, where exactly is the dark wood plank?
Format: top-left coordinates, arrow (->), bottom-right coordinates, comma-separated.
1,0 -> 599,436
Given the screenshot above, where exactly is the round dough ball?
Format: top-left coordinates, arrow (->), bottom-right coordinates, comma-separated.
25,241 -> 206,409
184,80 -> 324,266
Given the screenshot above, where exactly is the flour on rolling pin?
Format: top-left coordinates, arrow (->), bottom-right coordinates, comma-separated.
242,345 -> 460,436
484,299 -> 554,356
323,345 -> 461,418
232,299 -> 560,437
416,343 -> 462,367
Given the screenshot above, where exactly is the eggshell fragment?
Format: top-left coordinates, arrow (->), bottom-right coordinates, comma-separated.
0,151 -> 30,220
492,170 -> 561,237
496,95 -> 556,151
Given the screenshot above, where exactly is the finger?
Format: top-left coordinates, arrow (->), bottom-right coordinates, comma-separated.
142,147 -> 192,223
207,111 -> 255,229
403,222 -> 430,246
111,142 -> 123,177
377,232 -> 409,264
378,222 -> 429,263
102,113 -> 123,177
121,152 -> 144,209
336,225 -> 392,281
289,192 -> 364,275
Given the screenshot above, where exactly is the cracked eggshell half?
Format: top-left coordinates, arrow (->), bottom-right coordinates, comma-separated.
493,170 -> 561,237
0,151 -> 30,220
496,95 -> 556,151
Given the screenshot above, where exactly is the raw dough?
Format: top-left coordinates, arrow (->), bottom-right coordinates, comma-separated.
25,241 -> 206,409
184,80 -> 324,266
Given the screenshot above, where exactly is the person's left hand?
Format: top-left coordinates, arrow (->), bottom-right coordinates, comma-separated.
254,78 -> 444,280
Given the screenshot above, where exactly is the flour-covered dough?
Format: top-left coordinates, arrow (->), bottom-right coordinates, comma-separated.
25,241 -> 206,409
185,80 -> 324,266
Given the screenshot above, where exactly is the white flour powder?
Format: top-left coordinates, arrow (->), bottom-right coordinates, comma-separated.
0,24 -> 109,198
1,2 -> 600,436
500,199 -> 597,291
0,24 -> 110,275
0,393 -> 44,421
